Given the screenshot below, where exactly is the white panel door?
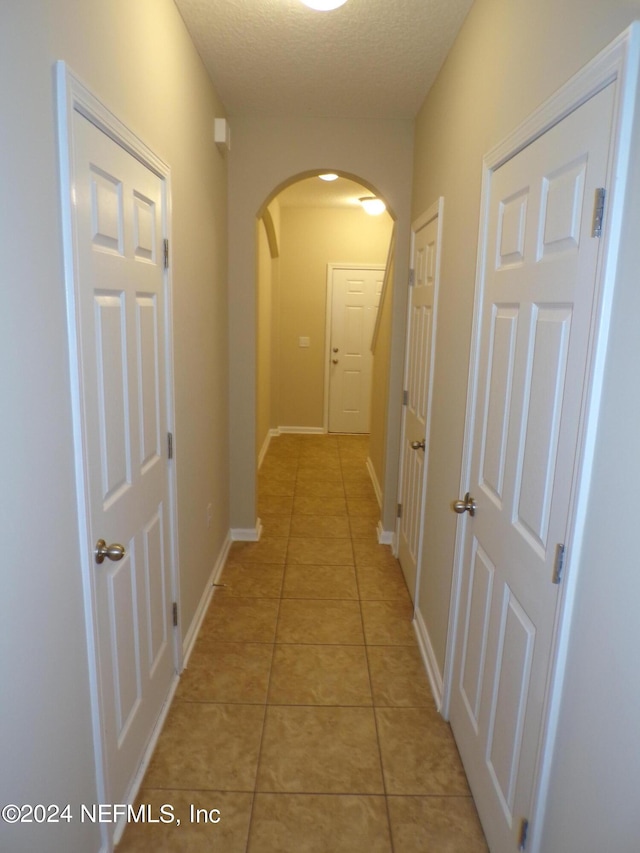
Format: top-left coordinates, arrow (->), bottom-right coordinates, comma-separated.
450,85 -> 614,852
73,113 -> 174,804
328,267 -> 383,433
397,213 -> 439,602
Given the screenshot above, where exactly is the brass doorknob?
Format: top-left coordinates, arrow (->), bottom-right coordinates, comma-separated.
95,539 -> 126,564
410,440 -> 426,451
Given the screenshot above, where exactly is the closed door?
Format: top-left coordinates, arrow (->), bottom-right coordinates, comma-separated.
397,211 -> 439,602
450,85 -> 613,852
328,267 -> 383,433
73,113 -> 175,804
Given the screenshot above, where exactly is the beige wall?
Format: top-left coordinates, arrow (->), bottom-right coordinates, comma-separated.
228,117 -> 414,530
276,206 -> 392,429
368,240 -> 396,501
411,0 -> 640,848
257,219 -> 274,458
1,2 -> 228,850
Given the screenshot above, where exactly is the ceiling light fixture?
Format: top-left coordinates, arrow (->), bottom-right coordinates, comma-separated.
299,0 -> 349,10
319,173 -> 339,181
359,196 -> 386,216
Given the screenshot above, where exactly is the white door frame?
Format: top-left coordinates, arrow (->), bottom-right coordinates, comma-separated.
323,263 -> 386,432
395,198 -> 443,601
56,62 -> 181,849
442,26 -> 639,853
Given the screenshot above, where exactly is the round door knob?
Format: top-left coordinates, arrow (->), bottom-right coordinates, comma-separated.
333,347 -> 339,353
410,440 -> 426,451
453,493 -> 477,517
95,539 -> 126,564
332,359 -> 339,364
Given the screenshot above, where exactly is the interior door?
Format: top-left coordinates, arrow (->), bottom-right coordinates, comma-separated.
328,266 -> 383,433
450,85 -> 614,852
73,113 -> 175,804
397,211 -> 439,602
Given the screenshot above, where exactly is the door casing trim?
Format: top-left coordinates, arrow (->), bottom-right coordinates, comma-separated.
442,24 -> 640,853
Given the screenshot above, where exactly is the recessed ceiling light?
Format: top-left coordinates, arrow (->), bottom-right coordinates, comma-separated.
299,0 -> 349,10
359,197 -> 386,216
319,173 -> 339,181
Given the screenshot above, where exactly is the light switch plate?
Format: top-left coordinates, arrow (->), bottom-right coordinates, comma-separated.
299,336 -> 310,348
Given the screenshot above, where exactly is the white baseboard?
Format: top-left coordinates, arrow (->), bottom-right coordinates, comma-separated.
258,430 -> 276,469
181,532 -> 231,665
365,456 -> 383,508
413,606 -> 445,713
277,425 -> 326,435
230,518 -> 263,542
116,670 -> 181,844
376,521 -> 394,545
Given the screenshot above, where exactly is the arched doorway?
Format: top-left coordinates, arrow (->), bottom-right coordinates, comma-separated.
256,173 -> 395,516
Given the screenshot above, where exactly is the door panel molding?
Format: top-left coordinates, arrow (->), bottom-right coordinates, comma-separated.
56,61 -> 180,851
443,24 -> 640,853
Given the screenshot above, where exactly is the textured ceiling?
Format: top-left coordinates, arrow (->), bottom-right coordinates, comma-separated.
173,0 -> 473,118
277,176 -> 374,208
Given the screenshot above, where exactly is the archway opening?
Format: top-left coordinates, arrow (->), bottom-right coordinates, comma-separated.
256,171 -> 396,511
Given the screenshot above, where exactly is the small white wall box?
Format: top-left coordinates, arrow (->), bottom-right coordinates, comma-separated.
214,118 -> 231,151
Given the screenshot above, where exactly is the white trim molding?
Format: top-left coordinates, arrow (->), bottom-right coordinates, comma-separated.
181,533 -> 231,664
230,519 -> 263,542
413,607 -> 444,711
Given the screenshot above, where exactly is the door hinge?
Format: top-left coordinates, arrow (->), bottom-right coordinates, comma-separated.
402,389 -> 408,406
518,818 -> 529,851
397,503 -> 403,519
168,432 -> 173,460
172,601 -> 178,627
163,238 -> 170,269
552,543 -> 565,584
592,188 -> 606,238
408,269 -> 415,287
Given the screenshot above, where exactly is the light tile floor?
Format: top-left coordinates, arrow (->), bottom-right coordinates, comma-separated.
119,434 -> 488,852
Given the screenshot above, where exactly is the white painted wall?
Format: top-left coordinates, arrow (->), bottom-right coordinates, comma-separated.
411,0 -> 640,847
228,117 -> 414,533
0,2 -> 228,850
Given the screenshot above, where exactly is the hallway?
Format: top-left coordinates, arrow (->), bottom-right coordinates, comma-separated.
119,434 -> 487,851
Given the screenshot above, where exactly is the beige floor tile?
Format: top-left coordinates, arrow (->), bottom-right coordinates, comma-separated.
343,476 -> 377,497
276,599 -> 364,644
258,494 -> 294,517
176,641 -> 273,704
349,516 -> 379,538
144,703 -> 265,791
260,457 -> 299,475
289,514 -> 351,538
295,470 -> 344,487
367,646 -> 436,707
219,562 -> 285,598
117,789 -> 253,852
352,539 -> 400,569
356,564 -> 411,601
257,707 -> 384,793
282,564 -> 358,600
361,599 -> 416,645
228,537 -> 288,564
248,794 -> 392,853
376,708 -> 470,795
287,537 -> 354,565
347,496 -> 380,517
387,796 -> 488,852
297,456 -> 342,473
268,644 -> 371,705
294,480 -> 345,498
293,495 -> 348,516
258,479 -> 296,497
200,596 -> 280,643
260,515 -> 292,537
